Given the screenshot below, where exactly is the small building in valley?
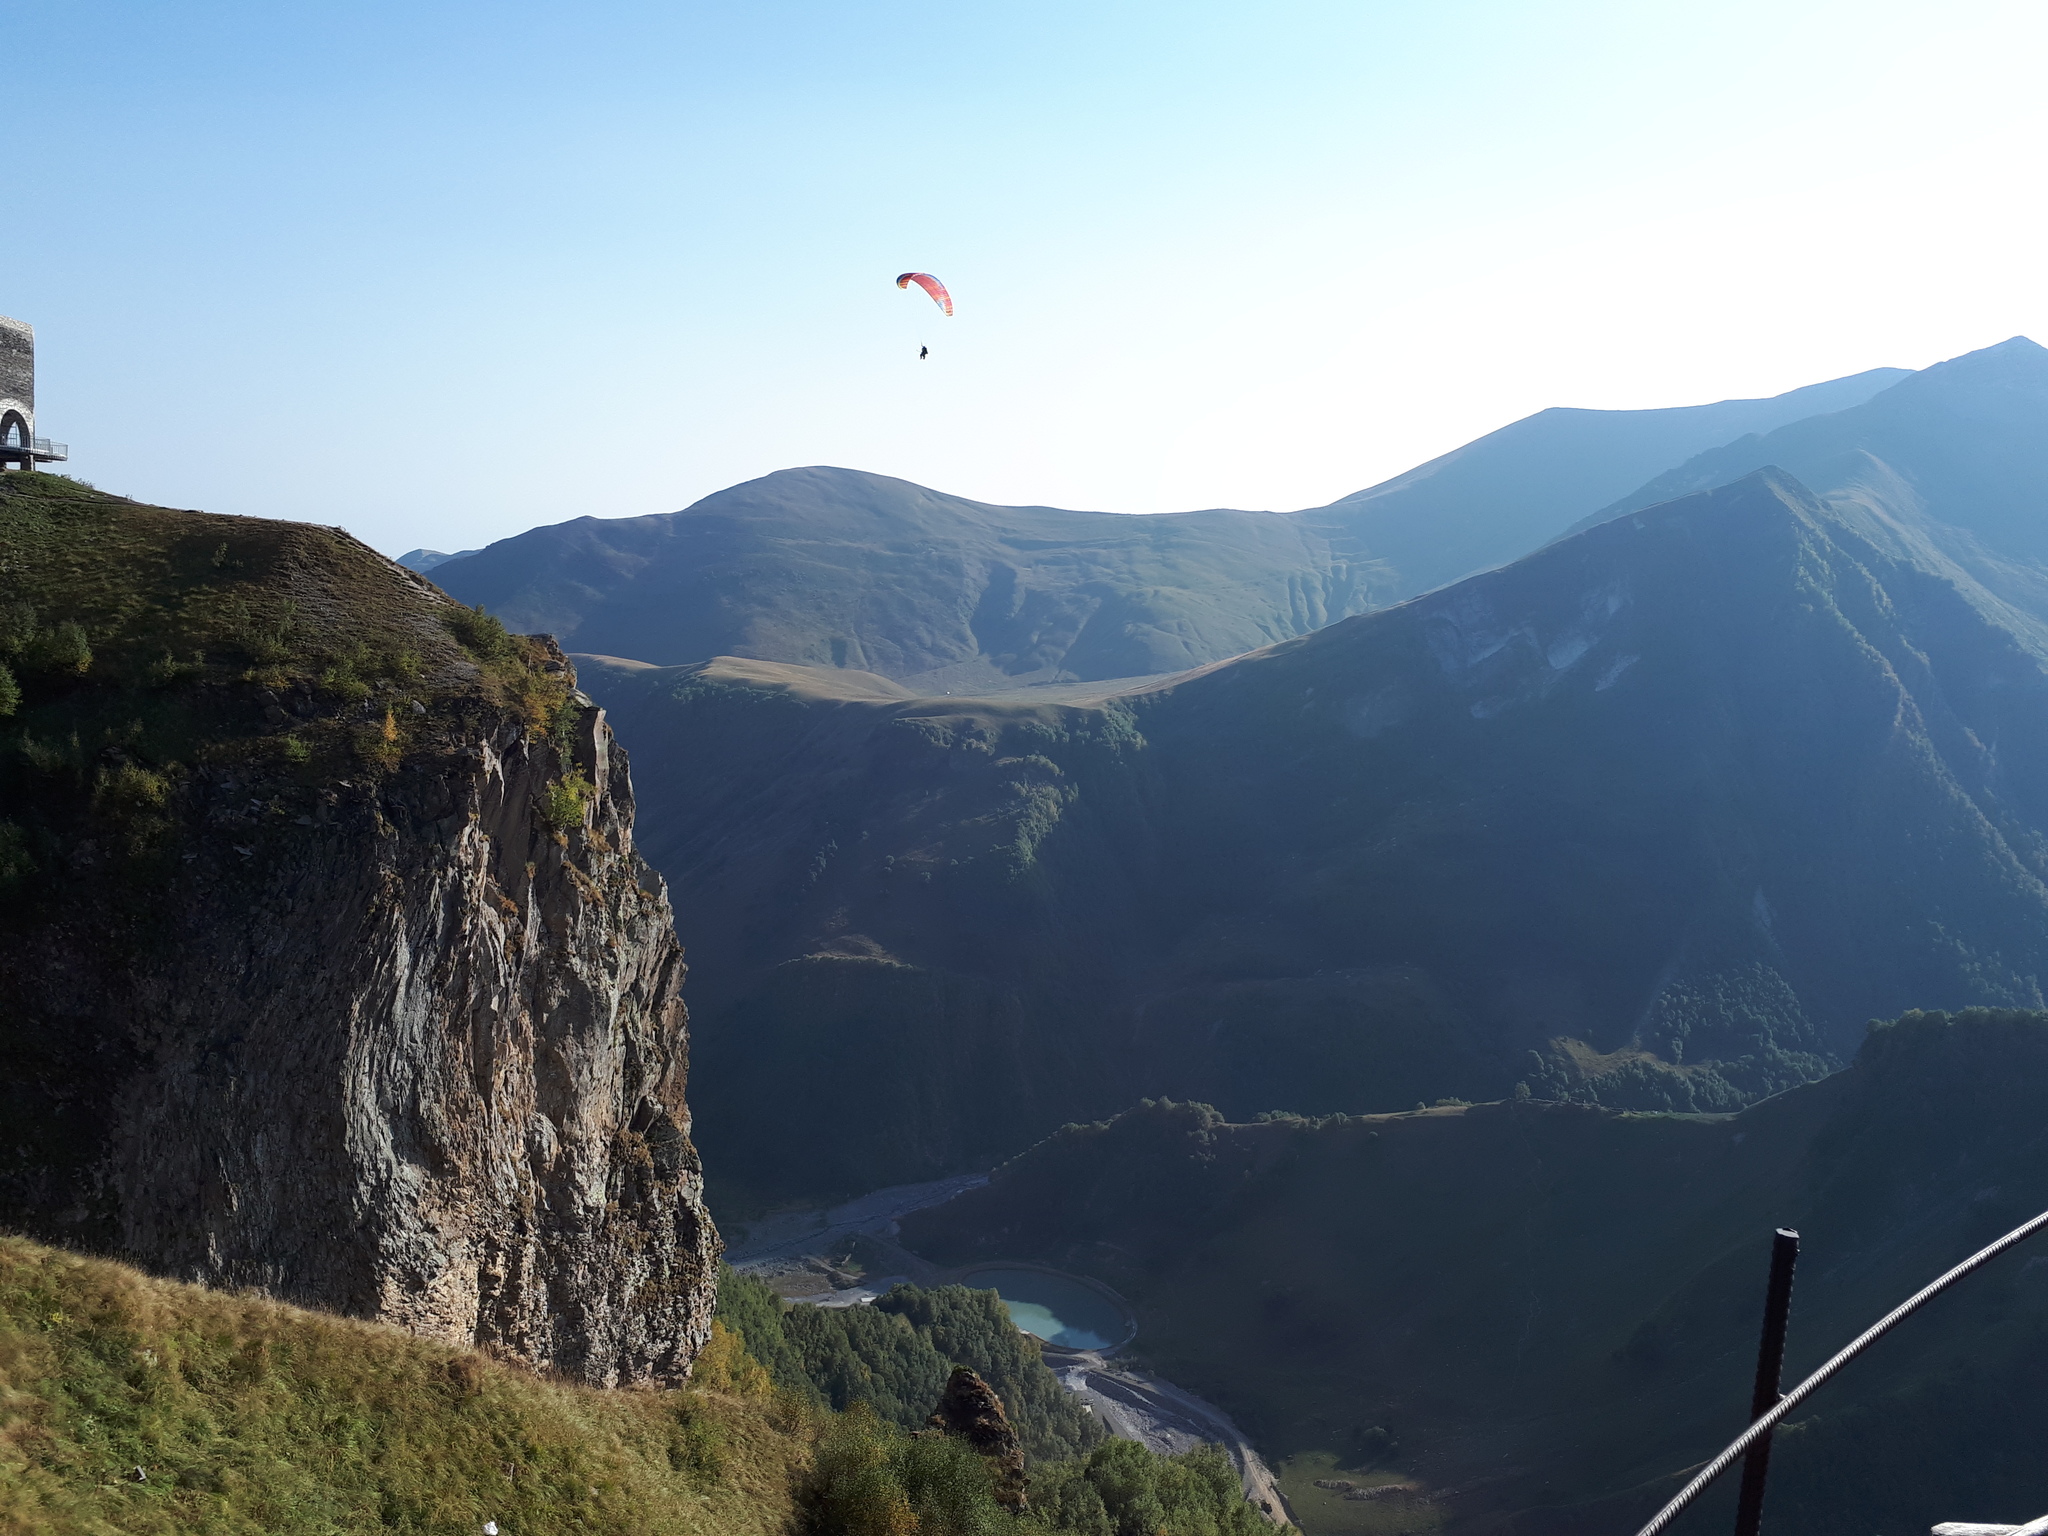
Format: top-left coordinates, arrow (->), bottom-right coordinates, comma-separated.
1,316 -> 68,472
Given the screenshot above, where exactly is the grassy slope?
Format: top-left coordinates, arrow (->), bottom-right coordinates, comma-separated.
0,472 -> 490,696
901,1011 -> 2048,1536
0,469 -> 567,861
587,470 -> 2048,1207
0,1237 -> 805,1536
0,1229 -> 1261,1536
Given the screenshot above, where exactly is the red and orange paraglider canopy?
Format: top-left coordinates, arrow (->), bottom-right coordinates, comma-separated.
896,272 -> 953,316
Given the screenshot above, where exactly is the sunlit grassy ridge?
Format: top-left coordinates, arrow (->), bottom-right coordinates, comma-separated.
0,1236 -> 808,1535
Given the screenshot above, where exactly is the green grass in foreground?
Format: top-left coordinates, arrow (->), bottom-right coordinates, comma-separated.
0,1235 -> 1270,1536
0,1236 -> 807,1536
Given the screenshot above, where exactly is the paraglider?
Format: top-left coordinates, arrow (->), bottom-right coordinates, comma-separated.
896,272 -> 951,359
895,272 -> 953,315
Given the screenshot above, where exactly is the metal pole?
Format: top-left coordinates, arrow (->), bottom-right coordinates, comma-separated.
1632,1202 -> 2048,1536
1732,1230 -> 1799,1536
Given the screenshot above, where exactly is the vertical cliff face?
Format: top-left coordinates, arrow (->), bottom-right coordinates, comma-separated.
98,699 -> 713,1385
0,475 -> 718,1385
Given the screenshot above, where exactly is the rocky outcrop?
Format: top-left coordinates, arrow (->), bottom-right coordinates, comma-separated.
4,689 -> 716,1384
0,480 -> 717,1387
928,1366 -> 1028,1509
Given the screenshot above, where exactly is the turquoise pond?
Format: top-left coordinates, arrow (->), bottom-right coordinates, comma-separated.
962,1267 -> 1133,1351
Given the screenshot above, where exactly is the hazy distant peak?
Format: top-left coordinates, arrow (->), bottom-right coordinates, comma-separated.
1320,365 -> 1912,513
1575,337 -> 2048,594
688,464 -> 1063,519
397,546 -> 481,573
1865,334 -> 2047,403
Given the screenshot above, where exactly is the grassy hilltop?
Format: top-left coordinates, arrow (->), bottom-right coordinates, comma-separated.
0,469 -> 579,905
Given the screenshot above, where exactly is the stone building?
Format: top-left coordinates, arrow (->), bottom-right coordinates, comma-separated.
0,316 -> 68,471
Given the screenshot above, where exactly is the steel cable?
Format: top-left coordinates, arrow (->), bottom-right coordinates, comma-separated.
1632,1203 -> 2048,1536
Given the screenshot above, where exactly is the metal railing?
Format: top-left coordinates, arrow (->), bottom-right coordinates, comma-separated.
1,436 -> 67,462
1631,1204 -> 2048,1536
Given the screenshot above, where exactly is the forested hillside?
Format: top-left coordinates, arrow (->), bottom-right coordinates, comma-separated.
589,463 -> 2048,1206
714,1271 -> 1104,1465
902,1009 -> 2048,1536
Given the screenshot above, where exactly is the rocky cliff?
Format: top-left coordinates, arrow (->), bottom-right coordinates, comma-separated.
0,473 -> 717,1385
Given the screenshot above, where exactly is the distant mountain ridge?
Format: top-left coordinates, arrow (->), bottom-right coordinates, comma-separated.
430,365 -> 1910,688
1295,361 -> 1912,599
1574,336 -> 2048,625
397,546 -> 481,572
441,471 -> 1383,694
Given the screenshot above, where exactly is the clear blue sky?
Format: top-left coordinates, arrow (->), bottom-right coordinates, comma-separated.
6,0 -> 2045,554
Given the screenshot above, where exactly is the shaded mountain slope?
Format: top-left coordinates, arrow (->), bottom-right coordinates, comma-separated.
899,1009 -> 2048,1536
435,369 -> 1905,690
1580,336 -> 2048,623
584,469 -> 2048,1205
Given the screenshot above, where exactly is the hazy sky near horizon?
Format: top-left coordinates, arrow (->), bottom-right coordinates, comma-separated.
6,0 -> 2047,555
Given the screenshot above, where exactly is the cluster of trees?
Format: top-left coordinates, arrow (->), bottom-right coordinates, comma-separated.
714,1270 -> 1101,1464
803,1405 -> 1264,1536
711,1269 -> 1267,1536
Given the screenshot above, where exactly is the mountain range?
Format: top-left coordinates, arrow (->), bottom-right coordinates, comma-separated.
424,366 -> 1908,692
559,338 -> 2048,1208
9,332 -> 2048,1534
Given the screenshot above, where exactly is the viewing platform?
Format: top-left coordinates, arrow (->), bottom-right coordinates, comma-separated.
0,435 -> 66,466
1,313 -> 63,470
